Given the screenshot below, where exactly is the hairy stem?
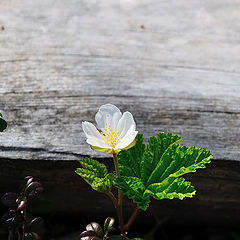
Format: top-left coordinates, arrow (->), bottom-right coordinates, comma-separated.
113,153 -> 124,234
123,207 -> 140,233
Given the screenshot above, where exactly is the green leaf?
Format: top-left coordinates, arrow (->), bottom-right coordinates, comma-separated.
114,133 -> 212,210
104,217 -> 115,234
114,176 -> 150,210
141,133 -> 183,185
0,113 -> 7,132
146,145 -> 211,186
76,158 -> 112,193
118,134 -> 145,178
145,177 -> 195,200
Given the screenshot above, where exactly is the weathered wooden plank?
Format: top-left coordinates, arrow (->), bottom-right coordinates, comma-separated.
0,64 -> 239,160
0,0 -> 239,161
0,0 -> 239,232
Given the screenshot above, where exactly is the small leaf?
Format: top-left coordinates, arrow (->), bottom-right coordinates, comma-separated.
25,232 -> 40,240
104,217 -> 115,234
1,210 -> 23,230
76,158 -> 112,193
17,199 -> 27,211
29,217 -> 44,235
24,176 -> 34,186
1,192 -> 18,209
79,230 -> 102,240
24,182 -> 43,197
86,222 -> 103,238
92,174 -> 113,193
0,114 -> 7,132
79,158 -> 107,177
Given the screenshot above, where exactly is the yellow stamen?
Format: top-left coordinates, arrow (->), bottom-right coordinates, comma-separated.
101,123 -> 120,148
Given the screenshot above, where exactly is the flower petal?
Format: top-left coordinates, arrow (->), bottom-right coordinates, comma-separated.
86,137 -> 110,149
90,145 -> 110,152
116,111 -> 136,139
95,104 -> 122,131
82,121 -> 102,139
115,125 -> 138,150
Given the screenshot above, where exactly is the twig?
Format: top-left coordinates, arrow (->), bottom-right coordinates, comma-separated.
123,207 -> 140,233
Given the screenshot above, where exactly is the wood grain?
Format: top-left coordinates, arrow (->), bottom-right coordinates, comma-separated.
0,0 -> 239,229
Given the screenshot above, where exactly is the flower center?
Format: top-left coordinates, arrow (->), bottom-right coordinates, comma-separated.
101,123 -> 120,148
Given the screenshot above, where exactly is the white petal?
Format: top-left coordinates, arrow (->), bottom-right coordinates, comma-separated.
111,110 -> 122,131
116,111 -> 136,138
86,137 -> 110,149
82,121 -> 102,139
95,104 -> 122,131
115,125 -> 138,149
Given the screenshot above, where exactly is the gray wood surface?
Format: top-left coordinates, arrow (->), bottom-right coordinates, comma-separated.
0,0 -> 239,230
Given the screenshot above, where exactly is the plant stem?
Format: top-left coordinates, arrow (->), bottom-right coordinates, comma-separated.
106,191 -> 124,235
123,207 -> 140,233
112,153 -> 124,234
8,230 -> 14,240
106,191 -> 118,209
22,203 -> 27,240
22,221 -> 25,240
113,153 -> 120,178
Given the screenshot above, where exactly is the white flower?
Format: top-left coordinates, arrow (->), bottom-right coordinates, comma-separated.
82,104 -> 138,154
